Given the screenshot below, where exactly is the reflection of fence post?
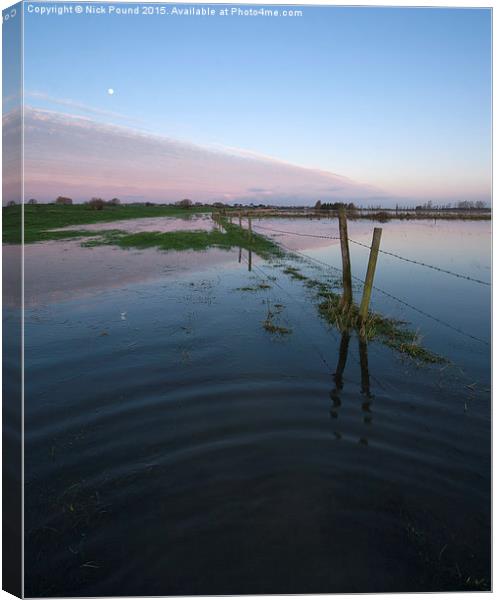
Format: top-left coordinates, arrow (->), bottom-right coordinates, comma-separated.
330,331 -> 350,419
334,331 -> 350,389
238,247 -> 242,264
359,228 -> 382,324
358,335 -> 371,397
338,209 -> 353,308
248,248 -> 252,272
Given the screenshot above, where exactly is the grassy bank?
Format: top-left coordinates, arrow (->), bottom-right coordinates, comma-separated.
3,204 -> 212,244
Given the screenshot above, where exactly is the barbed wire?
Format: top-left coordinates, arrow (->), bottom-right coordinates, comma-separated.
347,237 -> 491,286
240,251 -> 389,389
219,215 -> 334,372
251,223 -> 491,287
239,252 -> 333,372
252,222 -> 341,240
275,241 -> 489,347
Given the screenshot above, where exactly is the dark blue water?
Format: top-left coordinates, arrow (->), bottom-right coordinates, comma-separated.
21,219 -> 490,595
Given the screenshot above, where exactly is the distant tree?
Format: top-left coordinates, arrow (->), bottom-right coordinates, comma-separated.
213,202 -> 225,209
7,200 -> 16,207
314,200 -> 322,210
177,198 -> 193,209
475,201 -> 486,209
108,198 -> 121,206
374,211 -> 390,223
55,196 -> 73,205
88,198 -> 105,210
320,202 -> 347,211
27,198 -> 37,205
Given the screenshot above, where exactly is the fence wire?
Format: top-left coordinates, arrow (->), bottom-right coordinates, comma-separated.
274,240 -> 489,347
251,223 -> 491,287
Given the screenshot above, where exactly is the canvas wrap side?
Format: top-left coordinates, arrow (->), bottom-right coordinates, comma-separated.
3,2 -> 24,597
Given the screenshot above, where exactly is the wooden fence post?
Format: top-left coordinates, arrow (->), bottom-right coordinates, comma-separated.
238,212 -> 242,228
338,208 -> 353,308
248,215 -> 252,243
359,227 -> 382,323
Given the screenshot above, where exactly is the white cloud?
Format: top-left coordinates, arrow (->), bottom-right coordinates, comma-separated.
26,91 -> 139,122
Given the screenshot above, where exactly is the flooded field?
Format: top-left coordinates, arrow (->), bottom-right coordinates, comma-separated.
19,216 -> 490,595
52,213 -> 215,234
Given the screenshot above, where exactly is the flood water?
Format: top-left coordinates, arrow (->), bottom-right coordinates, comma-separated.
18,216 -> 490,595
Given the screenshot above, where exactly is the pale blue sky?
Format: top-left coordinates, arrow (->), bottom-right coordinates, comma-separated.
21,4 -> 491,205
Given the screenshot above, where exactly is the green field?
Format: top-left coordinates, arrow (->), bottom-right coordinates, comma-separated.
2,204 -> 212,244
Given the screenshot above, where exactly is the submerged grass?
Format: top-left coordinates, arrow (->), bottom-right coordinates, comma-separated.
276,264 -> 444,364
283,267 -> 309,281
237,283 -> 272,292
262,321 -> 292,335
317,290 -> 445,363
82,218 -> 284,258
262,302 -> 292,336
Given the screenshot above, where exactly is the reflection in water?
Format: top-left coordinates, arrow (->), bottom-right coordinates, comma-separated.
359,336 -> 372,398
330,332 -> 373,442
23,232 -> 491,595
53,214 -> 215,235
330,331 -> 350,418
10,242 -> 238,307
359,335 -> 373,425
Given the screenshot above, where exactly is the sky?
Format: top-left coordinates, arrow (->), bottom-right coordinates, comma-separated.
7,3 -> 493,205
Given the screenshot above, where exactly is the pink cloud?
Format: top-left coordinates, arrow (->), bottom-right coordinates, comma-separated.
11,107 -> 384,205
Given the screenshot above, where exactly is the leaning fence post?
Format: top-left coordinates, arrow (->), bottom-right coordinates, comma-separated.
338,208 -> 353,308
359,227 -> 382,324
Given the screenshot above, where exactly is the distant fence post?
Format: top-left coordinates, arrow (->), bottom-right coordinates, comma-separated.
238,212 -> 242,228
248,215 -> 253,242
338,208 -> 353,308
358,227 -> 382,324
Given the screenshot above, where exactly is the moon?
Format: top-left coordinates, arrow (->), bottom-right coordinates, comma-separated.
107,88 -> 115,95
